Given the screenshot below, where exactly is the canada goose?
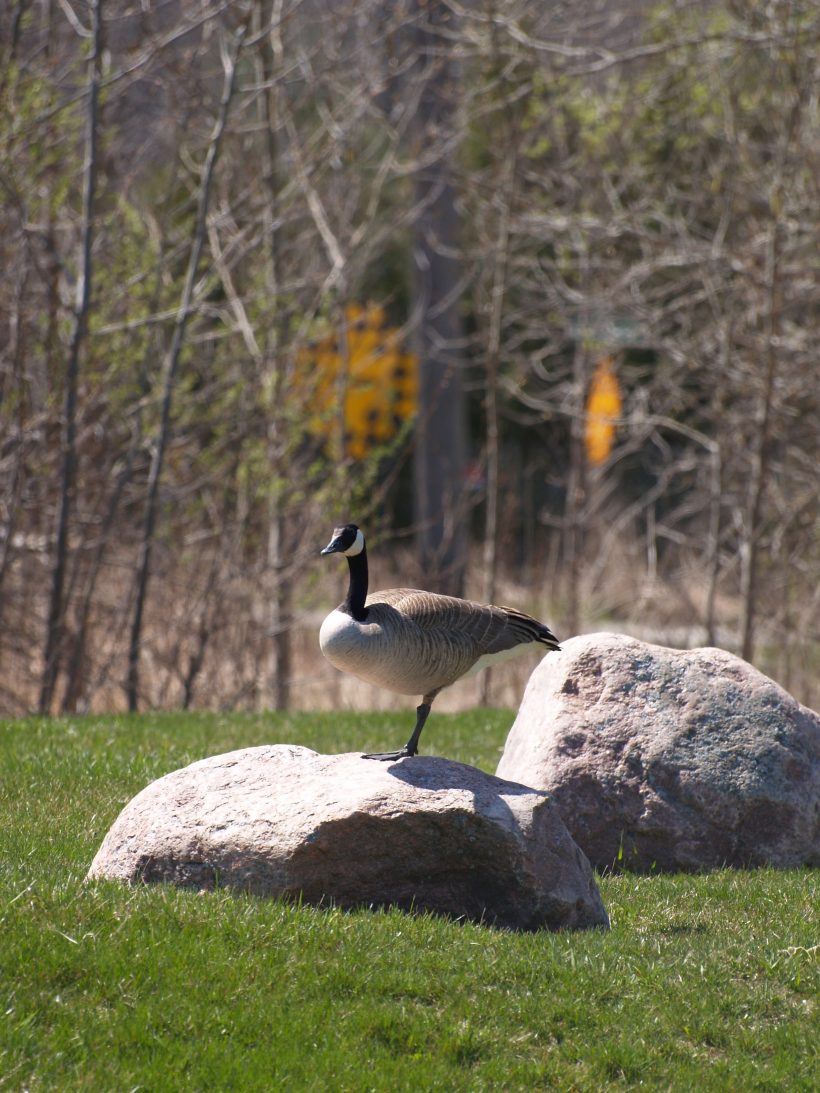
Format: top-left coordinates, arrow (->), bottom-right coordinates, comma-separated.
319,523 -> 560,761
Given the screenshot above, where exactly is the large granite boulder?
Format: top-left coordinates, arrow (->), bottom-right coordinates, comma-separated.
88,745 -> 608,931
496,633 -> 820,873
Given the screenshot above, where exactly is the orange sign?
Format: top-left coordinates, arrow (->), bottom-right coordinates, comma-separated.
585,355 -> 622,465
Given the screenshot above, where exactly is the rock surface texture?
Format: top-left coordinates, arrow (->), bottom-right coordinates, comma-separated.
88,745 -> 609,931
496,633 -> 820,872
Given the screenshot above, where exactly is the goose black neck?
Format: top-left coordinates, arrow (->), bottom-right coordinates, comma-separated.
343,547 -> 369,622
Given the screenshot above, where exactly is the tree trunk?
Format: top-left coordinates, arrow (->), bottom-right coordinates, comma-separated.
259,0 -> 293,710
410,0 -> 467,596
479,164 -> 514,704
563,336 -> 589,638
0,264 -> 29,622
39,0 -> 102,713
704,324 -> 730,646
739,215 -> 780,664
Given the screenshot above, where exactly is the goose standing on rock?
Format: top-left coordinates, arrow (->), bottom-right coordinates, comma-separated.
319,523 -> 561,761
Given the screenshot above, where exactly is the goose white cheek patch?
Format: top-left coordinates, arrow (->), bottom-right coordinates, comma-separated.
343,528 -> 365,556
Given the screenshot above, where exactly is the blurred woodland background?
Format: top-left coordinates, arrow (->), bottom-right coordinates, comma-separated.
1,0 -> 818,716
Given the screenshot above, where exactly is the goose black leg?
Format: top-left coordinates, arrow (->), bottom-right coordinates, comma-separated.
363,690 -> 440,762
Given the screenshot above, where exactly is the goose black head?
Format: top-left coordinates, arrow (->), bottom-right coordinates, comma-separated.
321,523 -> 365,557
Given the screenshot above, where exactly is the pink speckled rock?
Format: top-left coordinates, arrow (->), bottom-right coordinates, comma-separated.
88,745 -> 608,931
497,633 -> 819,872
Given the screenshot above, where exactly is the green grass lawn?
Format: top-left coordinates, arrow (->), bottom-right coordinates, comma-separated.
1,710 -> 817,1091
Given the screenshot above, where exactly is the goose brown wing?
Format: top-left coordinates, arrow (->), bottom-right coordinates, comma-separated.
366,588 -> 560,655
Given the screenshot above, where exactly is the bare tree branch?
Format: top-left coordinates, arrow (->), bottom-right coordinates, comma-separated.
127,25 -> 246,711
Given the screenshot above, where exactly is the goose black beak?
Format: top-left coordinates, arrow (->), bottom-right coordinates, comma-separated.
321,538 -> 343,555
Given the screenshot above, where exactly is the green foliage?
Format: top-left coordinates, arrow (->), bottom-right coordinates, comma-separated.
87,196 -> 168,409
1,713 -> 817,1091
0,62 -> 83,419
0,64 -> 81,215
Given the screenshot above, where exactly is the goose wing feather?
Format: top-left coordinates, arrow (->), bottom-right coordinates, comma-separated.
366,588 -> 560,657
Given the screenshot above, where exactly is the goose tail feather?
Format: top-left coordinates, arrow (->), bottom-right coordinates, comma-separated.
498,607 -> 561,652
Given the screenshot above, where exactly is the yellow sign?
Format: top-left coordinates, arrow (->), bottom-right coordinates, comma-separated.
585,355 -> 622,466
301,303 -> 418,460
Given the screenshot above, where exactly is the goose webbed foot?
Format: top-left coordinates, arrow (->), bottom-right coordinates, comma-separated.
362,745 -> 417,762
